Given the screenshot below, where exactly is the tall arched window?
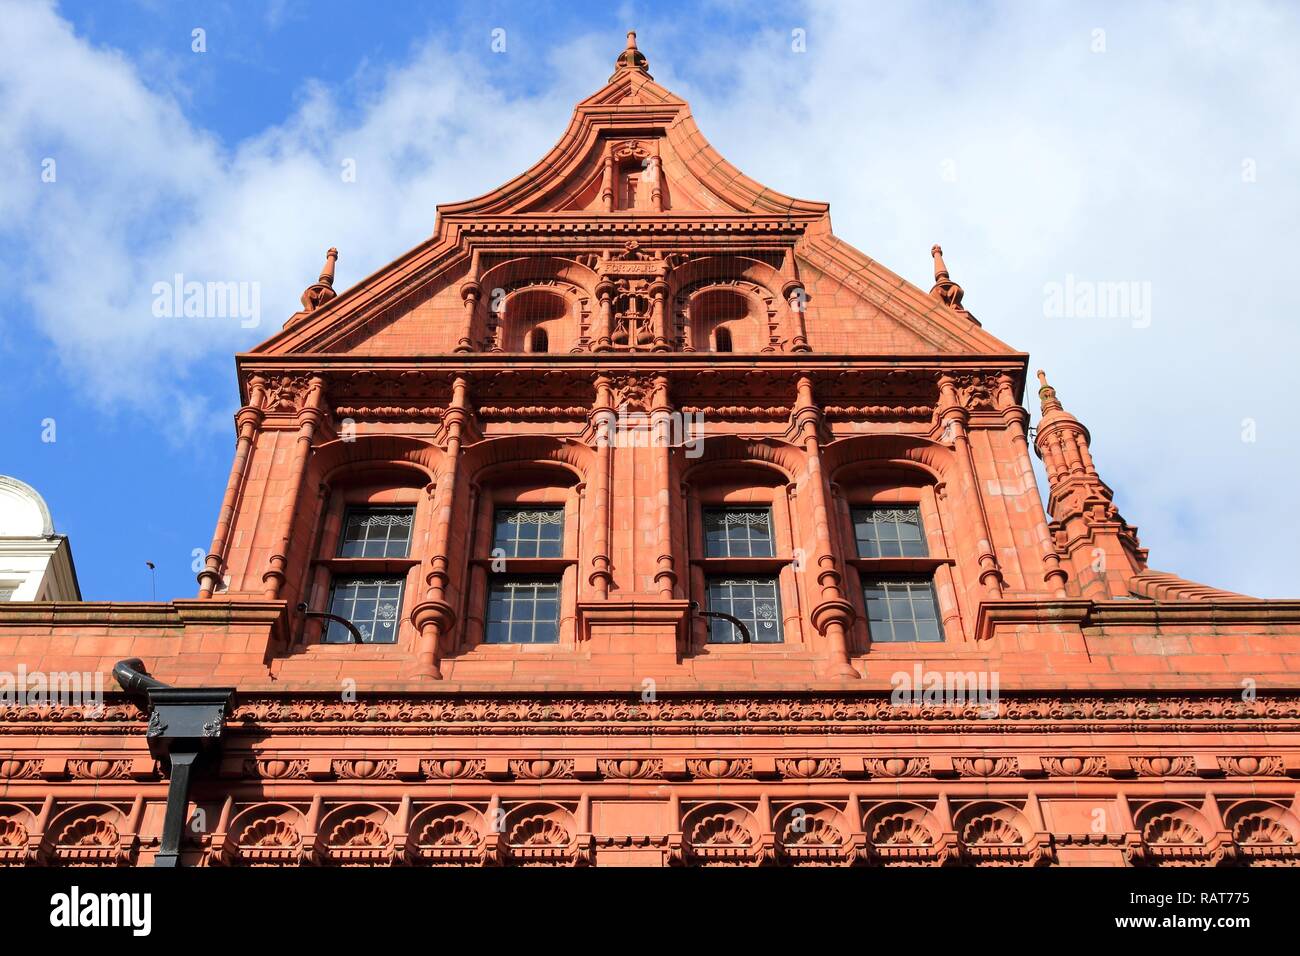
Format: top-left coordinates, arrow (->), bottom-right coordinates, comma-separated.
683,465 -> 802,650
714,327 -> 733,353
463,464 -> 581,649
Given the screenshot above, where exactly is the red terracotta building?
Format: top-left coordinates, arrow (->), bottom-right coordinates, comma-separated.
3,34 -> 1300,868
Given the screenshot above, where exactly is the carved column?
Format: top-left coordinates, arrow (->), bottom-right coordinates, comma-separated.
198,376 -> 266,598
651,375 -> 677,598
455,248 -> 482,353
593,278 -> 614,352
793,375 -> 858,679
599,148 -> 615,213
780,249 -> 810,352
262,376 -> 326,600
937,374 -> 1004,598
411,376 -> 470,678
650,278 -> 670,352
587,375 -> 615,599
649,140 -> 664,211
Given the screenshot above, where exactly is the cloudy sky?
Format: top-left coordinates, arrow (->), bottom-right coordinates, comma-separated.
1,0 -> 1297,600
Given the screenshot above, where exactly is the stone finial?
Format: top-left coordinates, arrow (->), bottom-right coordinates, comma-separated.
929,243 -> 976,323
1036,369 -> 1063,414
300,247 -> 339,313
931,244 -> 950,282
612,30 -> 652,78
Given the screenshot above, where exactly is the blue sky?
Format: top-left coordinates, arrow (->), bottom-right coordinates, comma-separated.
2,0 -> 1298,601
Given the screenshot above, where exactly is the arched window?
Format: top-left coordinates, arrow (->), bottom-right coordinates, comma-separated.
529,327 -> 549,353
464,465 -> 581,649
834,469 -> 960,646
302,470 -> 427,647
684,466 -> 801,649
714,327 -> 732,353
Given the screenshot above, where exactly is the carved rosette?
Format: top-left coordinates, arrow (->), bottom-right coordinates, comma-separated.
1131,756 -> 1196,777
776,758 -> 841,779
244,758 -> 309,781
331,759 -> 398,780
1040,756 -> 1107,777
864,757 -> 930,778
420,759 -> 487,780
597,758 -> 663,780
686,758 -> 752,780
953,757 -> 1018,778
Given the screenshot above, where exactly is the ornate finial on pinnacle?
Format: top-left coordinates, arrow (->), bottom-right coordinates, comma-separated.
928,242 -> 977,324
300,247 -> 339,313
612,30 -> 652,79
1037,369 -> 1063,413
931,244 -> 949,282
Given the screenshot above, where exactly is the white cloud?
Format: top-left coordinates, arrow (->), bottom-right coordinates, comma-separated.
1,0 -> 1296,596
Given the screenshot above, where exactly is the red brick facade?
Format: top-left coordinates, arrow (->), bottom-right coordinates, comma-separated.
3,34 -> 1299,867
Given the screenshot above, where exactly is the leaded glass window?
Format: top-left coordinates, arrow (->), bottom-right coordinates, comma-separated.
862,578 -> 943,643
851,506 -> 927,558
486,576 -> 561,644
703,507 -> 775,558
705,576 -> 782,644
325,576 -> 404,644
492,507 -> 565,559
338,507 -> 414,558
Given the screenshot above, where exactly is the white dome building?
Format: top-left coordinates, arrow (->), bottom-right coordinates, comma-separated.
0,476 -> 80,601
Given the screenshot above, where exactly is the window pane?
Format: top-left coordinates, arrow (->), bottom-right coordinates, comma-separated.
485,576 -> 561,644
324,576 -> 405,644
706,576 -> 783,644
702,508 -> 775,558
861,578 -> 943,643
492,508 -> 565,558
850,507 -> 927,560
338,508 -> 414,558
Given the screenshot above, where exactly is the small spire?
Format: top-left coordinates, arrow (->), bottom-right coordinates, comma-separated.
611,30 -> 652,79
928,242 -> 976,323
300,246 -> 339,313
319,247 -> 338,286
931,244 -> 950,283
1036,369 -> 1063,414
